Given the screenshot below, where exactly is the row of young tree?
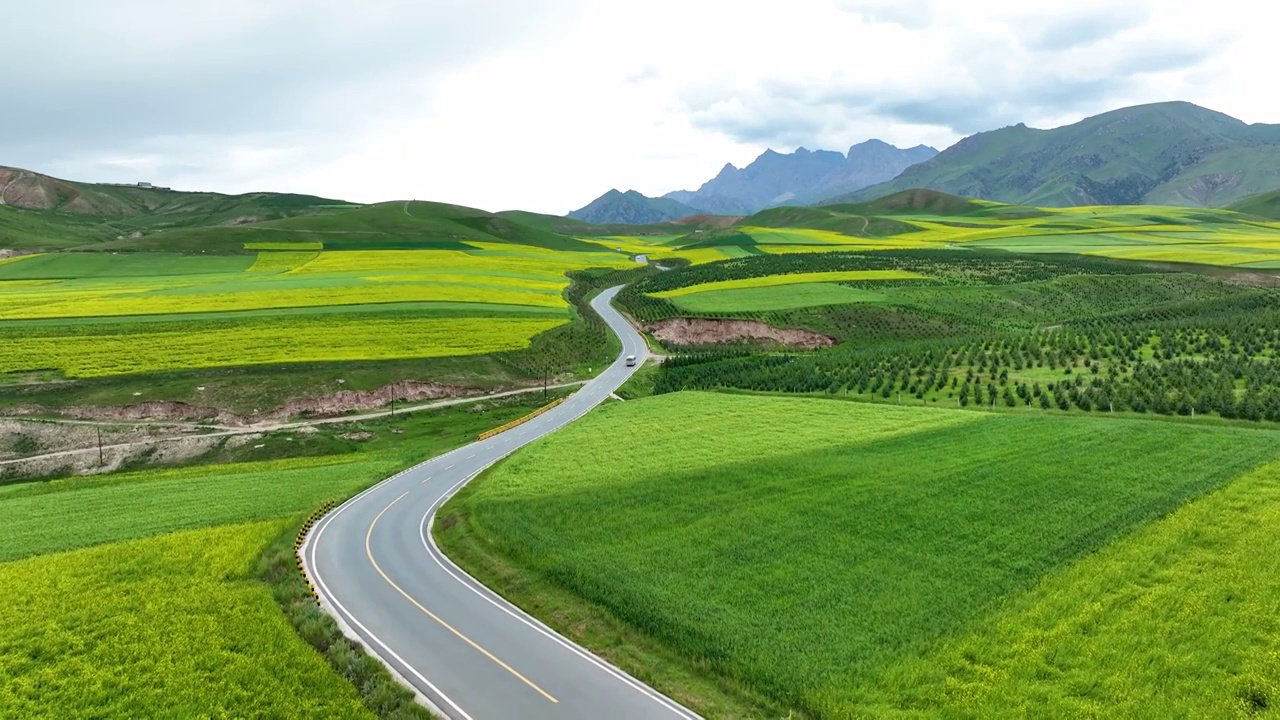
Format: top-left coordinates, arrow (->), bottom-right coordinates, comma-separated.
651,302 -> 1280,423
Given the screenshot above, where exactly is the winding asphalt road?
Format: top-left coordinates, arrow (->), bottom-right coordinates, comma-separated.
303,287 -> 700,719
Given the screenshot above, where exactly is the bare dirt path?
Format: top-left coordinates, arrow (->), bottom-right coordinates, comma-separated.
0,382 -> 584,469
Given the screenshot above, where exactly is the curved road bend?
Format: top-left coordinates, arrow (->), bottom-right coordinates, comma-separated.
304,287 -> 700,720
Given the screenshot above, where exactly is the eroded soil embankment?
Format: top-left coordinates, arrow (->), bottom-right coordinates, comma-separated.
646,318 -> 835,349
8,380 -> 469,425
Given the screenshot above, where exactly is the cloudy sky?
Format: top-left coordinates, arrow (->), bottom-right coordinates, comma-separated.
4,0 -> 1277,213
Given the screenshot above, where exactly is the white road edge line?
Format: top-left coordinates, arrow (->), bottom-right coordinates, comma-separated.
421,472 -> 701,719
307,481 -> 474,720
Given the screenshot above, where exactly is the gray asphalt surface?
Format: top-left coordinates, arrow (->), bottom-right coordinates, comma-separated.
304,287 -> 700,720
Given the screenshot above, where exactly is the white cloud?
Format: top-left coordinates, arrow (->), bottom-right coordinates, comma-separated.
4,0 -> 1279,213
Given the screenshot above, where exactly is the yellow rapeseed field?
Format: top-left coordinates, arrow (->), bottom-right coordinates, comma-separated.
248,251 -> 319,272
0,316 -> 567,377
0,248 -> 637,320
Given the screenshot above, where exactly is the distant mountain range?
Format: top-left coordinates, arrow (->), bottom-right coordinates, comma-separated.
569,140 -> 937,223
571,101 -> 1280,224
565,189 -> 702,225
824,102 -> 1280,207
665,139 -> 938,213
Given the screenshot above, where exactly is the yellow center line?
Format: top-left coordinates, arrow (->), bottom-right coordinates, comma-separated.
365,491 -> 558,703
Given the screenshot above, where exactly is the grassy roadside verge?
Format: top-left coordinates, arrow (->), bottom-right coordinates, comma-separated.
259,518 -> 436,719
433,496 -> 799,720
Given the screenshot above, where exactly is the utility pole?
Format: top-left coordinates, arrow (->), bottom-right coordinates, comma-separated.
97,427 -> 104,466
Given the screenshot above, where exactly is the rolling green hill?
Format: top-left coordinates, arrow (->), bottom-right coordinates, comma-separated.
1228,188 -> 1280,219
731,204 -> 921,238
0,192 -> 610,253
0,165 -> 345,217
95,201 -> 603,253
0,166 -> 355,250
828,102 -> 1280,208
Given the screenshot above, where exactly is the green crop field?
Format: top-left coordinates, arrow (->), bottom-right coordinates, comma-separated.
0,454 -> 402,561
859,458 -> 1280,716
437,392 -> 1280,717
0,521 -> 374,718
667,282 -> 889,312
654,269 -> 923,313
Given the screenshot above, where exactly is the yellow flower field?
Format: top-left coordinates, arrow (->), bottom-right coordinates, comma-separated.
291,247 -> 631,279
248,251 -> 319,272
0,247 -> 636,320
0,315 -> 567,377
0,283 -> 566,319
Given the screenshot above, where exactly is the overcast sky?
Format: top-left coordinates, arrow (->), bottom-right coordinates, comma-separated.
4,0 -> 1277,213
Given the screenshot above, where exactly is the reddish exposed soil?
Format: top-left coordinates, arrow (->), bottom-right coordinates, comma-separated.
12,380 -> 470,425
646,318 -> 835,349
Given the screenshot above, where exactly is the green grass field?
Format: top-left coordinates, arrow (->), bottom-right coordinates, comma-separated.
654,269 -> 923,313
437,392 -> 1280,717
0,455 -> 402,561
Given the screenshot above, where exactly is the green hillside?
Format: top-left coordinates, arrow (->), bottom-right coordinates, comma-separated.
0,198 -> 610,253
0,166 -> 355,250
730,205 -> 920,237
1,165 -> 345,217
829,102 -> 1280,208
1229,188 -> 1280,219
497,209 -> 704,237
97,201 -> 603,253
